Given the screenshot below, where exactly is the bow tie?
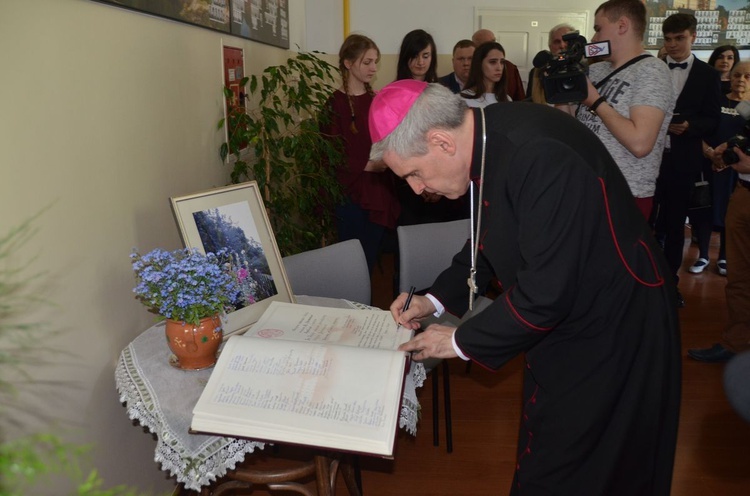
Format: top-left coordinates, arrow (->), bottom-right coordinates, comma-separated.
669,62 -> 688,70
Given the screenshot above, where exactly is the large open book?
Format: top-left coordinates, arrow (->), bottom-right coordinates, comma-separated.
191,301 -> 413,457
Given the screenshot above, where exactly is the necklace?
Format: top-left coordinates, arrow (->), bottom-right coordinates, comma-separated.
468,107 -> 487,311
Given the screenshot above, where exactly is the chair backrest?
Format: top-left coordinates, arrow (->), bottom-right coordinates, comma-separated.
282,239 -> 371,305
397,219 -> 471,295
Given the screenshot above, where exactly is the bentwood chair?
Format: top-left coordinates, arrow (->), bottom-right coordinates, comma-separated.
282,239 -> 371,305
281,239 -> 371,491
397,219 -> 492,453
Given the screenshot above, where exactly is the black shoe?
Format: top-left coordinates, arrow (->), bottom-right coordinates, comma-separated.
688,343 -> 736,363
676,289 -> 685,308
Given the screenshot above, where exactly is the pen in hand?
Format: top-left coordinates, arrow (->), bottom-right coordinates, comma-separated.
399,286 -> 417,329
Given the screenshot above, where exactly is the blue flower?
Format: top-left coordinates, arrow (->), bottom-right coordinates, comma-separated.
131,247 -> 240,326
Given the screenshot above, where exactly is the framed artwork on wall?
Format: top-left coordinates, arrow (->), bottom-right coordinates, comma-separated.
91,0 -> 289,49
171,181 -> 294,335
645,2 -> 750,49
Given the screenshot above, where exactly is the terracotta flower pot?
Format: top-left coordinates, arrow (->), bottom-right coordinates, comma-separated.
165,315 -> 223,370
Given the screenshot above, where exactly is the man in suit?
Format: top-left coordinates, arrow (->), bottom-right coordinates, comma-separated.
654,13 -> 721,307
439,40 -> 475,94
472,29 -> 526,101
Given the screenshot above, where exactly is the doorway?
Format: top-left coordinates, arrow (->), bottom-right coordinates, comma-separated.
476,8 -> 590,89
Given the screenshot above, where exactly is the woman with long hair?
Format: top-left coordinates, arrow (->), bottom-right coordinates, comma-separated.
393,29 -> 467,224
396,29 -> 438,83
708,44 -> 740,94
323,34 -> 399,272
461,42 -> 509,107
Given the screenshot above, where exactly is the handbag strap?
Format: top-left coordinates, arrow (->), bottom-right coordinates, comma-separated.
593,54 -> 652,89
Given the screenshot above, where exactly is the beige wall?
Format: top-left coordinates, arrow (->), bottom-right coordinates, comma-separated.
0,0 -> 306,493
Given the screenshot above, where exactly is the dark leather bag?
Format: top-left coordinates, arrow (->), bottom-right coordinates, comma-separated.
689,173 -> 711,210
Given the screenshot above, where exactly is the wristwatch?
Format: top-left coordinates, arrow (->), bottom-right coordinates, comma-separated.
588,96 -> 607,116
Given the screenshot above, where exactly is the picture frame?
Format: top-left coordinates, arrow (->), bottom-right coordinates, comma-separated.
645,3 -> 750,50
171,181 -> 294,336
90,0 -> 289,49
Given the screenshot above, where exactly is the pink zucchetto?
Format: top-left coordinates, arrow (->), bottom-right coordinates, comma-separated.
369,79 -> 428,143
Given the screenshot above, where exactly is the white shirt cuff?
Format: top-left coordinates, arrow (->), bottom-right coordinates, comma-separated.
451,330 -> 470,361
425,293 -> 444,317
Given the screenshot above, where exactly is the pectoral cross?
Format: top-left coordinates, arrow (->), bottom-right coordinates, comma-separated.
467,268 -> 478,311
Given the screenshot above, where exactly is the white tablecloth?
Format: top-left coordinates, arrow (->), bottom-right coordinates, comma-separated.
115,296 -> 425,491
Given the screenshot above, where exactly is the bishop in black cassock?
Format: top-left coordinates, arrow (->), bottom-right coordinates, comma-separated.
368,80 -> 681,496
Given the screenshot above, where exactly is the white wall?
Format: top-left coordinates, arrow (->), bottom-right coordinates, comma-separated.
306,0 -> 735,88
307,0 -> 602,87
350,0 -> 602,55
0,0 -> 305,493
307,1 -> 603,54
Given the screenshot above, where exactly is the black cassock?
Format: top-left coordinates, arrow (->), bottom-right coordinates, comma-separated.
429,104 -> 681,496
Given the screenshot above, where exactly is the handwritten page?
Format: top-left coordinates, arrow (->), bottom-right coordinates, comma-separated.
244,301 -> 412,350
192,334 -> 406,455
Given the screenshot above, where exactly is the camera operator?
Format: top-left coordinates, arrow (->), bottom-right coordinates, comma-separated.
557,0 -> 674,220
688,140 -> 750,362
527,23 -> 575,104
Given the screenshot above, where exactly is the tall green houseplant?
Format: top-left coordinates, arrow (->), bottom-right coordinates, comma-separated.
219,51 -> 343,257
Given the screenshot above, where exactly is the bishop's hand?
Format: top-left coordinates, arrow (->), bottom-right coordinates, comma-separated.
390,293 -> 435,330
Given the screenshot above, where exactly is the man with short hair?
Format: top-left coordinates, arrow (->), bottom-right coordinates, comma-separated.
526,23 -> 575,98
368,79 -> 681,495
471,28 -> 495,45
562,0 -> 674,222
439,40 -> 475,94
653,13 -> 721,306
472,28 -> 525,101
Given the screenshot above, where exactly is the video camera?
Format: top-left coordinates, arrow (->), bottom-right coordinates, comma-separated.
722,100 -> 750,165
532,32 -> 610,104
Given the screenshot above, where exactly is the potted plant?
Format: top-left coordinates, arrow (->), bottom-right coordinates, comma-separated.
130,247 -> 239,370
218,51 -> 344,256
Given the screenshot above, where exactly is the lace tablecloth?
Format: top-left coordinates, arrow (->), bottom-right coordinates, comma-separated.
115,296 -> 426,491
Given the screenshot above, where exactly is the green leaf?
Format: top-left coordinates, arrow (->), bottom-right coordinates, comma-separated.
215,50 -> 343,256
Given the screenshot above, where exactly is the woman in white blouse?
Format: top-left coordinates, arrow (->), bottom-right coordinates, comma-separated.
461,42 -> 511,108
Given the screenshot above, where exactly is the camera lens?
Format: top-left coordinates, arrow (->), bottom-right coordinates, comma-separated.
561,78 -> 577,91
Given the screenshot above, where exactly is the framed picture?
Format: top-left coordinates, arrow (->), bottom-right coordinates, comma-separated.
91,0 -> 231,35
171,181 -> 294,335
91,0 -> 289,49
645,3 -> 750,49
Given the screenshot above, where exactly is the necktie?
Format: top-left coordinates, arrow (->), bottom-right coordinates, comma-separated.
669,62 -> 688,70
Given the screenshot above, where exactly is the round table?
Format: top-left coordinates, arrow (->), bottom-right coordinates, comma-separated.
115,296 -> 425,492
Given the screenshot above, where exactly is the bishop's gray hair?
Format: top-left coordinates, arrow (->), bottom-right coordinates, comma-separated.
369,83 -> 467,162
